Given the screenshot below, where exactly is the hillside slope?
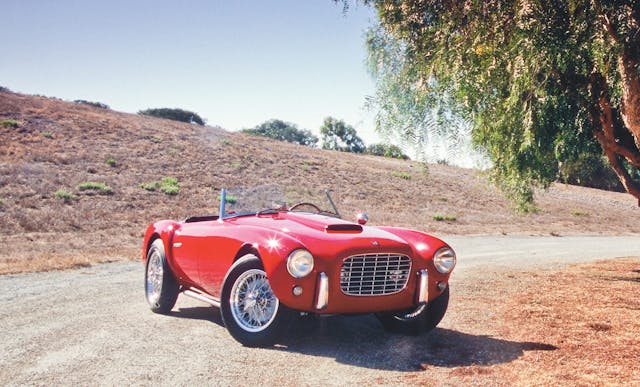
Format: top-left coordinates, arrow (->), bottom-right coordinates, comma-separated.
1,91 -> 638,274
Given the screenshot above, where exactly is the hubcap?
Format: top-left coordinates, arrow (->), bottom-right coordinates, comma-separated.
230,269 -> 279,332
146,250 -> 163,305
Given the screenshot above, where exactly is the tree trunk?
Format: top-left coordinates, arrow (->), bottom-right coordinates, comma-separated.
589,72 -> 640,205
618,49 -> 640,151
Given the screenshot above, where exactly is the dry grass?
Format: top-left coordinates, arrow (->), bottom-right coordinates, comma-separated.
1,90 -> 640,274
402,258 -> 640,386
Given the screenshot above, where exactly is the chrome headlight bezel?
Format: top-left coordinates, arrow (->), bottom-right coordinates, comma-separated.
433,247 -> 456,274
287,249 -> 314,278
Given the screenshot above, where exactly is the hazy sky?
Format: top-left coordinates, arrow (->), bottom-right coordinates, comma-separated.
1,0 -> 380,142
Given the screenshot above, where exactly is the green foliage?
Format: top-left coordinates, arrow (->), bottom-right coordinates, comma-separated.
54,189 -> 76,202
106,158 -> 117,167
391,171 -> 411,180
138,108 -> 206,126
41,131 -> 53,139
217,194 -> 237,204
320,117 -> 365,153
243,119 -> 318,147
432,214 -> 457,222
78,182 -> 113,195
357,0 -> 640,207
141,177 -> 180,195
159,177 -> 180,195
1,119 -> 18,128
559,154 -> 624,192
74,100 -> 109,109
366,143 -> 409,160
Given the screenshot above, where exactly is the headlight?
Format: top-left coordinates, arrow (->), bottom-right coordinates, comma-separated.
287,249 -> 314,278
433,247 -> 456,274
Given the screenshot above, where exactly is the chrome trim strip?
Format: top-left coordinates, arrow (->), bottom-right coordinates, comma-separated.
183,289 -> 221,308
417,269 -> 428,303
315,272 -> 329,310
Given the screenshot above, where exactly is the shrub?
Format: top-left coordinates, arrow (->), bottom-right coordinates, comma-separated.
559,154 -> 624,192
391,171 -> 411,180
41,131 -> 53,139
141,177 -> 180,195
1,119 -> 18,128
54,189 -> 77,202
77,182 -> 113,195
74,100 -> 110,109
242,119 -> 318,147
106,158 -> 116,167
0,86 -> 10,92
433,214 -> 457,221
138,108 -> 206,126
159,177 -> 180,195
366,143 -> 409,160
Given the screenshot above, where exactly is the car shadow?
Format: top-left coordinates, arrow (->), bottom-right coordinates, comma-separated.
171,306 -> 224,325
271,315 -> 557,371
170,307 -> 557,372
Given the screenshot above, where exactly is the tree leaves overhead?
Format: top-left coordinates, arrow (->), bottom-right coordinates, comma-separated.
345,0 -> 640,209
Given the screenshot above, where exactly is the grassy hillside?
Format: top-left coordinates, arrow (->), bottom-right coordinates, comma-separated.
1,91 -> 638,274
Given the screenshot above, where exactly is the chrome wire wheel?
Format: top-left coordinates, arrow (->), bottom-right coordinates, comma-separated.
394,304 -> 426,321
146,249 -> 163,305
230,269 -> 279,333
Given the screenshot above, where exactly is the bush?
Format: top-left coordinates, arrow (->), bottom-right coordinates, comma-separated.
1,119 -> 18,128
74,100 -> 110,109
366,143 -> 409,160
243,119 -> 318,147
433,214 -> 457,222
54,189 -> 77,202
141,177 -> 180,195
0,86 -> 10,93
391,171 -> 411,180
559,154 -> 624,192
106,158 -> 116,167
77,182 -> 113,195
138,108 -> 206,126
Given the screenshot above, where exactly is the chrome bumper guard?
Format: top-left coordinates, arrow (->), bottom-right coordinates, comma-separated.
315,272 -> 329,310
417,269 -> 428,303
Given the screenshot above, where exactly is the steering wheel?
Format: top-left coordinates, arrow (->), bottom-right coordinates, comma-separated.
289,202 -> 322,213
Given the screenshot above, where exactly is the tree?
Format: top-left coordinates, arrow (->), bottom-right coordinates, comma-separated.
320,117 -> 366,153
242,119 -> 318,147
366,143 -> 409,160
138,108 -> 206,126
343,0 -> 640,209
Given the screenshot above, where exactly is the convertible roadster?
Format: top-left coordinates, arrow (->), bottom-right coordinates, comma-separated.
142,187 -> 456,347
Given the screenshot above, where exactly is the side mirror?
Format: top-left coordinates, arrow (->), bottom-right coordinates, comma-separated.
356,212 -> 368,225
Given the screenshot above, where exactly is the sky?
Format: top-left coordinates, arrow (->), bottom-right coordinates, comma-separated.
1,0 -> 381,143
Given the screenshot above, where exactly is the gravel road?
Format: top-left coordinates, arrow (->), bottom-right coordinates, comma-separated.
1,236 -> 638,386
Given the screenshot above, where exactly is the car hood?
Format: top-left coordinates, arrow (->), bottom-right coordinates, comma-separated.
230,212 -> 412,256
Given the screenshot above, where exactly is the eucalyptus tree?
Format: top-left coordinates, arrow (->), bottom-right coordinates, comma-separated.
343,0 -> 640,209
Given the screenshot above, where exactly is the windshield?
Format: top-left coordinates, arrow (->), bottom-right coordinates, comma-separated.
218,184 -> 340,219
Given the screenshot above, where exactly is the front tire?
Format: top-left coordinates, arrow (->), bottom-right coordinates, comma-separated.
376,286 -> 450,335
220,255 -> 294,347
145,239 -> 179,314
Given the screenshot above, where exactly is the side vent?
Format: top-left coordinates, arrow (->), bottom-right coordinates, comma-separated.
325,224 -> 363,233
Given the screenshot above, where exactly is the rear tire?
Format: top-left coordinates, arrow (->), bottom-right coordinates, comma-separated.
220,255 -> 294,347
376,287 -> 450,335
145,239 -> 179,314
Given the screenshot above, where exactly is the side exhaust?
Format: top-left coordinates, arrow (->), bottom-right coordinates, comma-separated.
183,289 -> 221,308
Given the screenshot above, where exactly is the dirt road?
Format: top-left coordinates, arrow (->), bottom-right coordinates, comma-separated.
1,236 -> 638,386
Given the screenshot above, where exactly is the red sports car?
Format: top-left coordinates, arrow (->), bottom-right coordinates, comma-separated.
142,186 -> 456,347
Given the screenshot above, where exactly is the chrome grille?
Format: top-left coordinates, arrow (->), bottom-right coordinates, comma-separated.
340,253 -> 411,296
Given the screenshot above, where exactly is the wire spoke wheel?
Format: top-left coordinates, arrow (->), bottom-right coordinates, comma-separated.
146,249 -> 164,305
230,269 -> 279,332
